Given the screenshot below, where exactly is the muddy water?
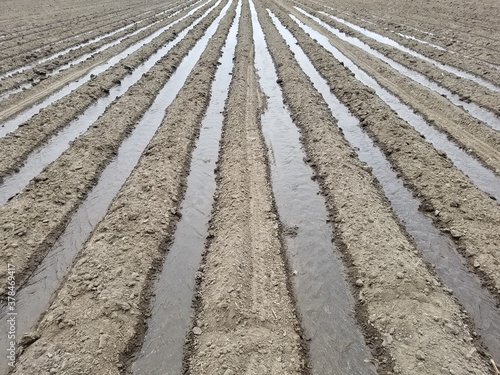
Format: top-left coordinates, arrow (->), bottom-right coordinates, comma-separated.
0,2 -> 232,372
291,16 -> 500,202
131,5 -> 239,375
318,10 -> 500,93
269,11 -> 500,364
251,3 -> 377,374
0,0 -> 221,207
0,0 -> 216,136
294,8 -> 500,131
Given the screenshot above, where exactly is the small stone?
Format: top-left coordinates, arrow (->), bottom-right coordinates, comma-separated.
396,272 -> 405,279
355,279 -> 364,287
473,259 -> 480,268
193,327 -> 202,335
416,350 -> 425,361
99,334 -> 108,349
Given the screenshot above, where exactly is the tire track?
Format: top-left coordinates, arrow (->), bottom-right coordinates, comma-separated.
0,0 -> 229,304
185,1 -> 305,373
258,1 -> 493,373
7,2 -> 237,373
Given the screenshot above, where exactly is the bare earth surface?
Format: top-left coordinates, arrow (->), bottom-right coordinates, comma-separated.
1,0 -> 499,373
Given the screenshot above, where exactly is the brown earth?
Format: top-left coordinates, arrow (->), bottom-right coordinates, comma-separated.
309,0 -> 500,84
0,0 -> 217,181
0,0 -> 228,302
184,1 -> 306,373
0,0 -> 499,374
255,0 -> 493,373
9,2 -> 236,374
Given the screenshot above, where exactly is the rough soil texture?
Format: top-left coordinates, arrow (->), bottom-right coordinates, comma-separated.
1,0 -> 499,373
184,2 -> 306,374
309,0 -> 500,85
9,3 -> 236,374
294,1 -> 500,119
286,4 -> 500,176
0,0 -> 217,180
267,0 -> 500,299
0,1 -> 193,96
0,0 -> 184,72
0,0 -> 216,123
256,1 -> 493,374
0,0 -> 228,302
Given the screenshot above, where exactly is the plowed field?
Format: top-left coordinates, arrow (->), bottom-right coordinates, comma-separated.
1,0 -> 499,374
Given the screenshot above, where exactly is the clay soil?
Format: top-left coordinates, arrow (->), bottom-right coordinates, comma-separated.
1,0 -> 499,373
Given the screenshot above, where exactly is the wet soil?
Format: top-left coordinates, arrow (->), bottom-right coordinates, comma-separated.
307,0 -> 500,85
184,2 -> 306,373
8,2 -> 237,374
1,0 -> 500,373
0,0 -> 229,304
258,1 -> 494,373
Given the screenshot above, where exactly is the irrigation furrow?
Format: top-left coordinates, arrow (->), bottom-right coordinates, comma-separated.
0,2 -> 179,69
289,17 -> 500,201
185,2 -> 305,374
267,7 -> 500,365
297,3 -> 500,115
295,7 -> 500,132
6,2 -> 236,374
270,1 -> 500,299
310,3 -> 500,92
286,8 -> 500,176
0,0 -> 217,181
132,4 -> 241,374
252,2 -> 375,373
308,0 -> 500,72
0,0 -> 200,90
0,1 -> 219,206
256,1 -> 494,373
0,0 -> 215,126
0,0 -> 229,305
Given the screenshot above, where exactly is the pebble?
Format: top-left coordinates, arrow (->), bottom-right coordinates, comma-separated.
193,327 -> 202,335
355,279 -> 364,287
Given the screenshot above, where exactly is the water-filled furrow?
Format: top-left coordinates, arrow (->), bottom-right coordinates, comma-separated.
395,32 -> 446,51
291,15 -> 500,202
0,0 -> 202,88
131,5 -> 240,374
294,7 -> 500,131
251,2 -> 376,374
0,0 -> 215,134
0,22 -> 137,81
0,7 -> 154,65
318,9 -> 500,93
0,2 -> 232,373
0,3 -> 220,207
0,1 -> 179,56
268,10 -> 500,364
